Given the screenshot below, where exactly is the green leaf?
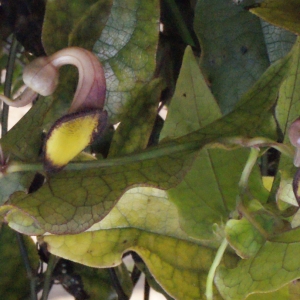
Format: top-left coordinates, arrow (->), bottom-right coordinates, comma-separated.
246,284 -> 291,300
109,79 -> 164,157
225,218 -> 265,259
167,146 -> 269,240
0,225 -> 39,300
42,0 -> 103,54
160,47 -> 220,140
261,21 -> 296,64
3,207 -> 45,235
132,253 -> 174,300
160,47 -> 268,240
234,280 -> 300,299
1,96 -> 52,161
0,93 -> 54,204
224,193 -> 292,259
250,0 -> 300,35
41,187 -> 238,300
194,0 -> 269,114
0,173 -> 32,206
215,235 -> 300,300
93,0 -> 160,121
69,0 -> 113,50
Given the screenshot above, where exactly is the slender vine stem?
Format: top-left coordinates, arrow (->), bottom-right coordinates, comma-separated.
5,135 -> 294,176
41,254 -> 57,300
1,36 -> 19,136
237,147 -> 270,238
144,277 -> 150,300
131,265 -> 142,286
16,233 -> 38,300
163,0 -> 196,47
5,139 -> 202,175
205,238 -> 228,300
239,147 -> 260,191
108,267 -> 129,300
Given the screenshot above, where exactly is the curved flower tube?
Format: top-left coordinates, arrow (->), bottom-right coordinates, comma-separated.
0,47 -> 108,172
289,118 -> 300,167
0,47 -> 106,112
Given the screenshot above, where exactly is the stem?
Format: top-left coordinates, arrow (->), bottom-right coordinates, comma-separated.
5,139 -> 202,174
205,238 -> 228,300
108,268 -> 129,300
69,136 -> 201,169
163,0 -> 196,47
4,137 -> 279,177
1,36 -> 19,136
144,277 -> 150,300
131,265 -> 142,286
239,147 -> 260,190
237,147 -> 270,238
41,254 -> 57,300
6,162 -> 44,173
219,136 -> 294,158
16,233 -> 38,300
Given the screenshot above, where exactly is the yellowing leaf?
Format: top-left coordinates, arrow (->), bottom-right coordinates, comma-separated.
41,187 -> 237,300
